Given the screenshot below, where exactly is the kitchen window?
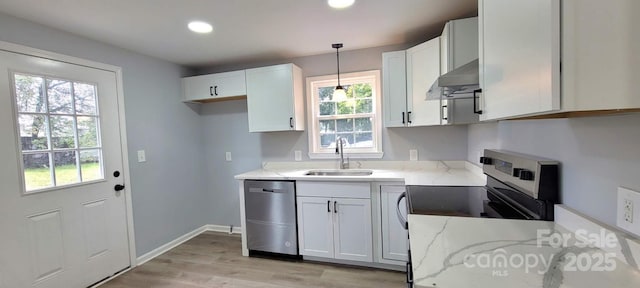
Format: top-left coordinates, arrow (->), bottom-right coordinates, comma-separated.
306,70 -> 383,158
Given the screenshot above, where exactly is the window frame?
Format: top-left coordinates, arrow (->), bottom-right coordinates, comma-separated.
10,71 -> 106,194
306,70 -> 383,159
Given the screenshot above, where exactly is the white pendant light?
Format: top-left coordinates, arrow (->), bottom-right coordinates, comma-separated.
328,0 -> 355,9
332,43 -> 347,101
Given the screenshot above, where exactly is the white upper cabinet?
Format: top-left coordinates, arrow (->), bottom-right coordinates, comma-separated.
406,37 -> 442,127
441,17 -> 479,74
440,17 -> 480,125
382,38 -> 441,128
246,63 -> 304,132
382,51 -> 408,127
182,70 -> 246,102
561,0 -> 640,112
479,0 -> 561,121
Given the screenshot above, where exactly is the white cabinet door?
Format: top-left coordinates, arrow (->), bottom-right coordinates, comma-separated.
479,0 -> 560,120
382,51 -> 408,127
246,63 -> 304,132
333,198 -> 373,262
182,70 -> 246,101
380,186 -> 408,262
297,197 -> 334,258
406,37 -> 442,126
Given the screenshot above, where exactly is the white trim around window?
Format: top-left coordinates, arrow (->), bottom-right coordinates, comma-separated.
306,70 -> 383,159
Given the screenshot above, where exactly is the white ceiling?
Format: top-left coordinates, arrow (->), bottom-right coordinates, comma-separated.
0,0 -> 477,68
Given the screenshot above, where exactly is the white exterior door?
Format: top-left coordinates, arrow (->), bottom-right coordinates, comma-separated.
0,50 -> 130,287
297,196 -> 334,258
333,198 -> 373,262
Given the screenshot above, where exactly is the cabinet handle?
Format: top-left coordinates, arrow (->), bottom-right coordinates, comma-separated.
473,89 -> 483,115
289,117 -> 294,128
214,85 -> 218,96
334,201 -> 337,213
327,200 -> 331,212
209,86 -> 214,96
441,105 -> 448,121
407,111 -> 412,124
401,112 -> 405,124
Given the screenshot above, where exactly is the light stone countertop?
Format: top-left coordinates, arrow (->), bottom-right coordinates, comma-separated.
234,160 -> 486,186
408,206 -> 640,288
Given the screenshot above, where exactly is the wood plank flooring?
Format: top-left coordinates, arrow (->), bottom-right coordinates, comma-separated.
101,232 -> 405,288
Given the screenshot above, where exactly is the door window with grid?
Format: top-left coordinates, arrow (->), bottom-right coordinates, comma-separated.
306,70 -> 382,158
12,72 -> 103,193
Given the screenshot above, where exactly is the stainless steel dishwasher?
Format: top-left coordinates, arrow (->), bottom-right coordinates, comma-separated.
244,180 -> 298,256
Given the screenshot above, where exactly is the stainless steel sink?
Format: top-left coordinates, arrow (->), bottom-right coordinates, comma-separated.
304,169 -> 373,176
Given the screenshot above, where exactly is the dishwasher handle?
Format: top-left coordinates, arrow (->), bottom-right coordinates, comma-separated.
397,192 -> 408,230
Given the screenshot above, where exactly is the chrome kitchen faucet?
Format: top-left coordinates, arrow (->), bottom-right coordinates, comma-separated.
335,136 -> 349,169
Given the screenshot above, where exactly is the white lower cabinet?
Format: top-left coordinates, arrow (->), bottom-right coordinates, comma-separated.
297,182 -> 373,263
380,185 -> 408,262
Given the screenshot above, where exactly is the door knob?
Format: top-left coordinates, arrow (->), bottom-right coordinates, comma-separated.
114,184 -> 125,191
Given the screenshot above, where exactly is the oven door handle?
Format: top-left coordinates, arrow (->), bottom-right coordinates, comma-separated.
397,192 -> 408,230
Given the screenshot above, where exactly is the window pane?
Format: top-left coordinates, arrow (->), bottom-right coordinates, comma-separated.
319,120 -> 335,133
337,133 -> 354,146
80,150 -> 102,182
320,134 -> 336,148
318,86 -> 334,102
336,118 -> 353,132
51,116 -> 76,149
355,99 -> 372,114
74,82 -> 98,115
353,83 -> 373,98
355,133 -> 373,148
47,79 -> 73,114
355,117 -> 372,132
337,100 -> 354,115
54,151 -> 79,185
343,84 -> 353,99
18,114 -> 49,150
14,74 -> 45,113
319,102 -> 335,116
23,153 -> 52,190
77,116 -> 99,148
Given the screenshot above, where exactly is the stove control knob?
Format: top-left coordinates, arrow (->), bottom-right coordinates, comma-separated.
519,170 -> 534,181
479,157 -> 493,165
512,168 -> 523,177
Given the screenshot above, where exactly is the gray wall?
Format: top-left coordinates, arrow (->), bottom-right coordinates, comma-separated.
467,113 -> 640,227
0,12 -> 209,256
198,45 -> 469,227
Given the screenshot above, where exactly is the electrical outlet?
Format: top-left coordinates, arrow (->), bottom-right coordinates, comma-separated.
294,150 -> 302,161
409,149 -> 418,161
617,187 -> 640,236
225,152 -> 232,162
624,199 -> 634,223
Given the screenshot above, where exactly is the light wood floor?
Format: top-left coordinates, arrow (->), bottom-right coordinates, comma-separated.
101,231 -> 405,288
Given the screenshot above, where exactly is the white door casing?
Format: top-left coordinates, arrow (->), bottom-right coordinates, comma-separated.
0,43 -> 134,288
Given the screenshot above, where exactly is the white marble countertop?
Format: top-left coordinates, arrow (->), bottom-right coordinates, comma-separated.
234,160 -> 486,186
408,207 -> 640,288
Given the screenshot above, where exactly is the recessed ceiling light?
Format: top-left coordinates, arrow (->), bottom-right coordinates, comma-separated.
188,21 -> 213,34
328,0 -> 355,9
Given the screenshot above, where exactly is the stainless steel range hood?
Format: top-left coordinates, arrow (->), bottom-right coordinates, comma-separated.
427,59 -> 479,100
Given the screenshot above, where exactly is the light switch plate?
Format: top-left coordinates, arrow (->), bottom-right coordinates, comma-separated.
617,187 -> 640,236
294,150 -> 302,161
137,150 -> 146,163
409,149 -> 418,161
225,152 -> 232,162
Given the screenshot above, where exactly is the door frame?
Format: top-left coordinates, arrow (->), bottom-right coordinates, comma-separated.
0,40 -> 138,267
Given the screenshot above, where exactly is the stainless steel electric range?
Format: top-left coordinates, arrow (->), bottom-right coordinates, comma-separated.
399,149 -> 560,287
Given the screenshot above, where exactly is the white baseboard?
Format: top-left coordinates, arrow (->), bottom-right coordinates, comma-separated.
135,224 -> 242,266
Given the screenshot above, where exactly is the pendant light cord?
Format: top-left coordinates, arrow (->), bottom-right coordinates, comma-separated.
332,43 -> 343,87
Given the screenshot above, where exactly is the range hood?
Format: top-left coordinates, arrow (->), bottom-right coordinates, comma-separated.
427,59 -> 480,100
